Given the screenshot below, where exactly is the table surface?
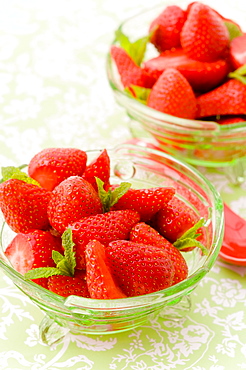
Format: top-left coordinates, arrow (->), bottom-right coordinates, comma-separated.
0,0 -> 246,369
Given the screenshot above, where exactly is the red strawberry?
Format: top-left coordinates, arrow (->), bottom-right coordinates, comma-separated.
149,5 -> 187,52
196,79 -> 246,118
5,230 -> 63,288
106,240 -> 175,297
152,197 -> 200,244
130,222 -> 188,285
216,115 -> 246,125
180,2 -> 229,62
229,34 -> 246,69
0,179 -> 51,233
110,45 -> 155,88
28,147 -> 87,191
82,149 -> 110,191
47,176 -> 103,234
85,240 -> 126,299
70,209 -> 140,269
111,186 -> 175,222
147,68 -> 197,119
47,271 -> 90,298
143,48 -> 230,92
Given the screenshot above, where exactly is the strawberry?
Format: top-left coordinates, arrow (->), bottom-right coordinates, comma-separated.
152,197 -> 200,244
28,147 -> 87,191
82,149 -> 110,191
216,115 -> 246,125
85,240 -> 126,299
47,271 -> 90,298
143,48 -> 230,92
110,45 -> 155,88
69,209 -> 140,269
106,240 -> 175,297
149,5 -> 187,52
229,34 -> 246,70
5,230 -> 63,288
111,185 -> 175,222
196,79 -> 246,118
147,68 -> 197,119
130,222 -> 188,285
180,2 -> 230,62
47,176 -> 103,234
0,179 -> 51,233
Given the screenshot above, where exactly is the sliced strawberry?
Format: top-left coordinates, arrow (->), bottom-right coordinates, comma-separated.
180,2 -> 230,62
47,176 -> 103,234
28,147 -> 87,191
143,48 -> 230,92
70,209 -> 140,269
106,240 -> 174,297
229,33 -> 246,69
5,230 -> 63,288
82,149 -> 110,191
0,179 -> 51,233
47,271 -> 90,298
147,68 -> 197,119
149,5 -> 187,52
111,186 -> 175,222
110,45 -> 155,88
196,79 -> 246,118
85,240 -> 126,299
130,222 -> 188,285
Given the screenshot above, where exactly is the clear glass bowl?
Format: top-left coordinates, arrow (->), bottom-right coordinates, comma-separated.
106,0 -> 246,184
0,144 -> 224,345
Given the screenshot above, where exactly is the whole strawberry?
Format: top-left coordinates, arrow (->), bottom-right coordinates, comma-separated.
70,209 -> 140,269
48,271 -> 90,298
111,185 -> 175,222
147,68 -> 197,119
5,229 -> 63,288
82,149 -> 110,191
28,147 -> 87,191
180,2 -> 230,62
149,5 -> 187,52
106,240 -> 175,297
85,240 -> 126,299
0,179 -> 51,233
47,176 -> 103,234
130,222 -> 188,285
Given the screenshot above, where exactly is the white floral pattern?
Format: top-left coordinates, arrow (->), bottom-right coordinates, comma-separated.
0,0 -> 246,369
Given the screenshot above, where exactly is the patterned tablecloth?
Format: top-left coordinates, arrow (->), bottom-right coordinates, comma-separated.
0,0 -> 246,369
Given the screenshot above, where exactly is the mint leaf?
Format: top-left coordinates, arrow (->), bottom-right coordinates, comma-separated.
24,267 -> 63,280
0,165 -> 40,186
224,21 -> 243,41
115,29 -> 150,66
52,250 -> 65,265
96,177 -> 131,212
62,228 -> 76,276
125,85 -> 151,104
228,64 -> 246,84
174,218 -> 208,255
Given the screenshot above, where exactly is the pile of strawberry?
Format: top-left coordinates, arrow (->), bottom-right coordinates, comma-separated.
110,1 -> 246,123
0,147 -> 206,299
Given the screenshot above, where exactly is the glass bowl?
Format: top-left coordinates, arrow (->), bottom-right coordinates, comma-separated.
106,0 -> 246,184
0,144 -> 224,345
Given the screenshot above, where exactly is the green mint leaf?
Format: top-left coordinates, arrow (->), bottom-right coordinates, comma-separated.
1,165 -> 40,186
174,238 -> 208,255
110,182 -> 131,207
52,250 -> 65,265
228,64 -> 246,84
125,85 -> 151,104
96,177 -> 131,212
224,21 -> 243,41
178,218 -> 205,241
62,228 -> 76,276
24,267 -> 63,280
115,29 -> 149,66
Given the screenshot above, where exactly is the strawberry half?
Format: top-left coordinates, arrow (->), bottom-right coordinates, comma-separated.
106,240 -> 175,297
0,179 -> 51,233
47,176 -> 103,234
70,209 -> 140,269
130,222 -> 188,285
5,230 -> 63,288
149,5 -> 187,52
180,2 -> 230,62
82,149 -> 110,191
85,240 -> 126,299
147,68 -> 197,119
28,147 -> 87,191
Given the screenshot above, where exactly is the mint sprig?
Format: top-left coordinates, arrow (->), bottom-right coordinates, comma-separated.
24,228 -> 76,280
173,218 -> 208,255
96,177 -> 131,213
0,165 -> 40,186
